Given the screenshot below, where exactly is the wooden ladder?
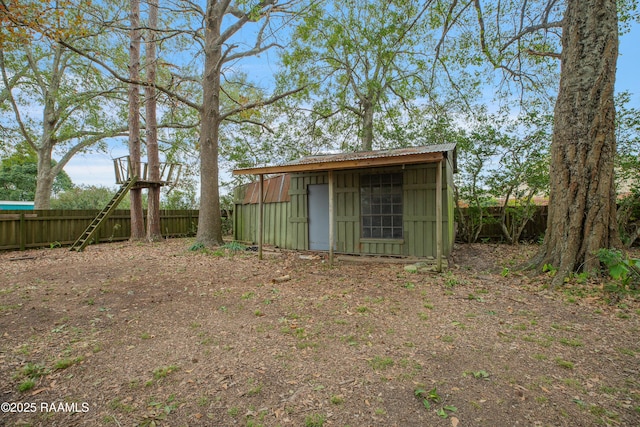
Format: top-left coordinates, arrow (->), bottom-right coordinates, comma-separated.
70,177 -> 138,252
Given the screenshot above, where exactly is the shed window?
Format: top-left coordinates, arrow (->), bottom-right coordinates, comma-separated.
360,173 -> 403,239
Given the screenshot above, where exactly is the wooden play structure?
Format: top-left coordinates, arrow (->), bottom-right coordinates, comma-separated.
70,156 -> 181,251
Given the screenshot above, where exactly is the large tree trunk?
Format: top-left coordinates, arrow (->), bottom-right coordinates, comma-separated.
33,53 -> 60,210
34,147 -> 54,209
196,0 -> 224,247
145,0 -> 162,241
128,0 -> 145,239
361,99 -> 374,151
532,0 -> 620,284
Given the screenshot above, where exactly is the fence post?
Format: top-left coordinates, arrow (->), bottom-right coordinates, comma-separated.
19,213 -> 26,251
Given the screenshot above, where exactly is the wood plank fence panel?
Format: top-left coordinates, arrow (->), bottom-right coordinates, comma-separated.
0,209 -> 199,251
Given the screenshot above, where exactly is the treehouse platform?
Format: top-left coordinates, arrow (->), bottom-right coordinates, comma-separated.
113,156 -> 182,189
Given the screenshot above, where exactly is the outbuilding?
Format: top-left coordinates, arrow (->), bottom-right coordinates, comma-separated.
233,144 -> 457,269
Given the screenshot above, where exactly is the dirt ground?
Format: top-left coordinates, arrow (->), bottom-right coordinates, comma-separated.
1,239 -> 639,427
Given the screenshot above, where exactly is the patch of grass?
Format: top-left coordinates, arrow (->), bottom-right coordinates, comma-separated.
21,362 -> 48,378
563,378 -> 584,391
241,291 -> 255,300
147,395 -> 178,417
522,334 -> 554,347
467,293 -> 484,302
16,344 -> 31,356
451,321 -> 466,329
221,241 -> 247,252
152,365 -> 179,379
197,395 -> 209,406
109,397 -> 134,413
296,341 -> 318,350
441,335 -> 454,343
616,347 -> 636,356
283,327 -> 307,339
18,379 -> 35,392
189,242 -> 207,252
464,370 -> 489,379
228,407 -> 239,417
558,337 -> 583,347
423,302 -> 434,310
304,413 -> 326,427
141,332 -> 152,339
512,323 -> 528,331
343,335 -> 358,346
246,382 -> 263,396
444,272 -> 460,287
330,395 -> 344,405
418,312 -> 428,321
356,305 -> 369,313
532,353 -> 547,361
599,385 -> 618,395
589,404 -> 620,423
54,356 -> 83,370
369,356 -> 394,371
398,358 -> 423,380
555,358 -> 574,369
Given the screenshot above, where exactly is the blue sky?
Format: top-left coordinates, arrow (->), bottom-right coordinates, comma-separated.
64,23 -> 640,189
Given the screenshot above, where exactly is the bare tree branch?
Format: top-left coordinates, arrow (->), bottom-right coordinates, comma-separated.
57,39 -> 202,111
220,86 -> 307,121
0,50 -> 36,151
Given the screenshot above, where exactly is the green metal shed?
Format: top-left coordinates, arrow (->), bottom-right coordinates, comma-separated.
233,144 -> 457,269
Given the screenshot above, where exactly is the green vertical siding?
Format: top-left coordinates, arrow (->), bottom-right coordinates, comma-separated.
233,202 -> 291,247
335,171 -> 360,253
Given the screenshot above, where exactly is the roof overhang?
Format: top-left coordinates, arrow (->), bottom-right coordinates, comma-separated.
233,148 -> 451,176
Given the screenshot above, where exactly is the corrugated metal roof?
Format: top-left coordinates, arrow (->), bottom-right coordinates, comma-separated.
233,144 -> 457,175
285,143 -> 457,167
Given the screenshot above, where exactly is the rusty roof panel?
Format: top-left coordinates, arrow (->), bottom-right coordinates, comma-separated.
241,174 -> 291,205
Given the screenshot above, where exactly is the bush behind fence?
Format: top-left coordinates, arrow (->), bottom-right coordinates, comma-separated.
456,205 -> 548,243
0,209 -> 199,251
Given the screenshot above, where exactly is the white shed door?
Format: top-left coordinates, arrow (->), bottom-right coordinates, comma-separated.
308,184 -> 329,251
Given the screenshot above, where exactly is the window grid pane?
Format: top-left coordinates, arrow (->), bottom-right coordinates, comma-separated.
360,173 -> 403,239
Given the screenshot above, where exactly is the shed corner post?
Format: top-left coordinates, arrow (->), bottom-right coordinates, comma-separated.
259,174 -> 264,260
328,170 -> 335,266
436,159 -> 443,272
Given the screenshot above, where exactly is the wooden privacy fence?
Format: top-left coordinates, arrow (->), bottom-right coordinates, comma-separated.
0,209 -> 198,251
0,206 -> 547,252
